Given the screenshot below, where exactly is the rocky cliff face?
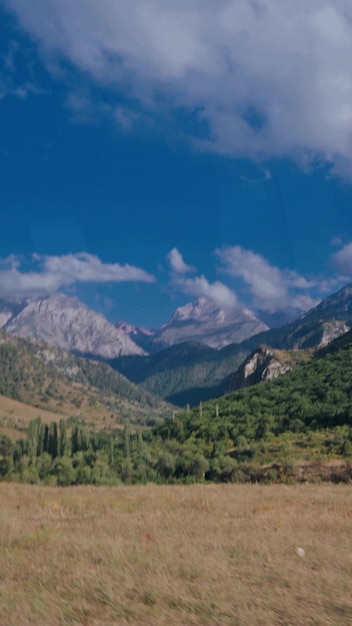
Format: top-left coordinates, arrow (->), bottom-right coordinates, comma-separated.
151,298 -> 268,350
284,319 -> 350,349
227,345 -> 293,391
0,294 -> 145,359
226,320 -> 349,393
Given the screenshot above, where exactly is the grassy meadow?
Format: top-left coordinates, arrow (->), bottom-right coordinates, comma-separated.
1,483 -> 352,625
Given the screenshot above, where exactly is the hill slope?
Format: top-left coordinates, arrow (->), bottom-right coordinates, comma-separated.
0,332 -> 171,426
111,285 -> 352,405
156,329 -> 352,448
2,330 -> 352,486
110,341 -> 247,406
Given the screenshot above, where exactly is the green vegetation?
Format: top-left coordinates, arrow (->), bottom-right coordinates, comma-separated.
110,341 -> 247,405
0,331 -> 171,425
2,331 -> 352,484
110,317 -> 351,406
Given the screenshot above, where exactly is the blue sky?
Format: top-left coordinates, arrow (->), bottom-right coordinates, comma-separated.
1,0 -> 352,327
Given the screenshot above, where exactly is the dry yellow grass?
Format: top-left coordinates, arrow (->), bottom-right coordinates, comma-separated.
0,395 -> 67,439
1,483 -> 352,625
0,394 -> 136,440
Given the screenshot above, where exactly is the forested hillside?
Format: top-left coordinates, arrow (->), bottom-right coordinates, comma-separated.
2,331 -> 352,485
0,332 -> 171,426
111,306 -> 351,406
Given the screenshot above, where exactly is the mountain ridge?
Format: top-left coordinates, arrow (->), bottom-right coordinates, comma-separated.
0,294 -> 145,359
0,330 -> 171,425
110,284 -> 352,405
118,297 -> 269,351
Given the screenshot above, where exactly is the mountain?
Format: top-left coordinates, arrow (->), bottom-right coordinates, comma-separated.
186,327 -> 352,438
255,307 -> 304,328
0,330 -> 171,426
109,341 -> 228,406
110,320 -> 349,408
115,320 -> 156,352
299,283 -> 352,323
0,294 -> 144,359
151,297 -> 268,350
220,286 -> 352,394
147,328 -> 352,483
110,284 -> 352,406
226,345 -> 312,392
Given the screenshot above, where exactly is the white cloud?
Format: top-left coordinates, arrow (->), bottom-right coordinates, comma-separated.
0,252 -> 155,298
0,254 -> 22,269
168,247 -> 237,308
42,252 -> 155,284
167,248 -> 195,274
5,0 -> 352,174
216,245 -> 335,312
174,275 -> 238,309
331,242 -> 352,275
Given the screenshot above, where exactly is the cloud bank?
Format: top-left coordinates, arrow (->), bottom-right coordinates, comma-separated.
173,275 -> 238,310
167,247 -> 238,309
0,252 -> 155,298
5,0 -> 352,175
216,245 -> 335,312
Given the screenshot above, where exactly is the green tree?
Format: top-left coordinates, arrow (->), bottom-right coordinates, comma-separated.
58,418 -> 68,457
48,422 -> 58,458
123,419 -> 131,459
52,457 -> 76,486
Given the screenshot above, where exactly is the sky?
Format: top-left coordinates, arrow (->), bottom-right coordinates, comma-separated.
1,0 -> 352,327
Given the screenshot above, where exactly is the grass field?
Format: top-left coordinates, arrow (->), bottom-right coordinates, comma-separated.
1,484 -> 352,625
0,394 -> 140,442
0,394 -> 68,440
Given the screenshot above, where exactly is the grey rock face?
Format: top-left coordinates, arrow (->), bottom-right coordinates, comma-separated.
227,345 -> 292,392
151,298 -> 268,350
1,294 -> 145,358
115,320 -> 156,352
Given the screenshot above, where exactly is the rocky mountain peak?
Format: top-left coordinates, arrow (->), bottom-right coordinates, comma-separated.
167,298 -> 225,324
300,283 -> 352,322
0,294 -> 145,359
152,297 -> 268,350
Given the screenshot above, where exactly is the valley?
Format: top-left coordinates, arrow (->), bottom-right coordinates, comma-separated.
1,283 -> 352,486
2,6 -> 352,625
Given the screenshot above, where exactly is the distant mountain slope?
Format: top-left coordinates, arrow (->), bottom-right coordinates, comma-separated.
154,328 -> 352,448
227,316 -> 352,396
110,341 -> 247,406
115,320 -> 156,352
150,297 -> 268,350
0,331 -> 171,424
110,284 -> 352,406
0,294 -> 144,359
299,283 -> 352,323
110,318 -> 351,407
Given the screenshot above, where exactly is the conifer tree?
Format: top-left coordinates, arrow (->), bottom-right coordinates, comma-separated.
58,418 -> 68,457
48,422 -> 58,458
